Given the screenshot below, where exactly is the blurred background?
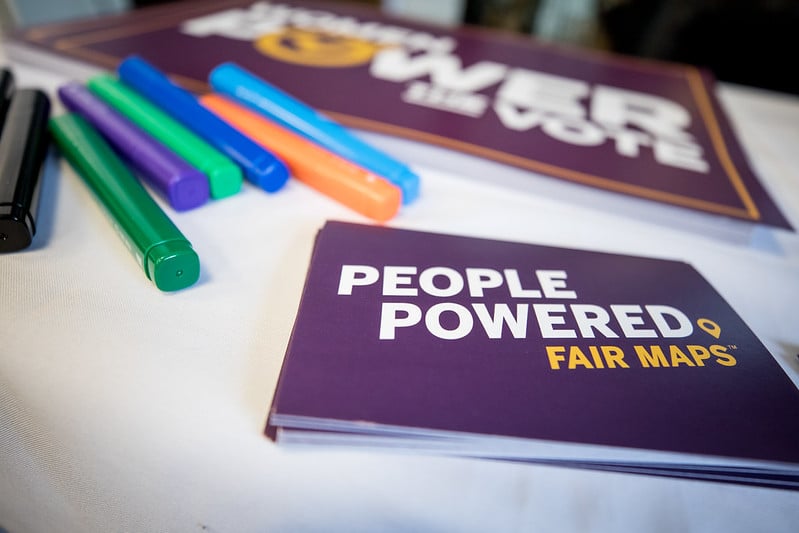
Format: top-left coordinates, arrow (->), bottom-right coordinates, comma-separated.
1,0 -> 796,95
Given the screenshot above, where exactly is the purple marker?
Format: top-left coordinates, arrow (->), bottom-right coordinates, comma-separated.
57,82 -> 209,211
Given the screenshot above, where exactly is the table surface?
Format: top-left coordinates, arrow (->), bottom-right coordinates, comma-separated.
2,42 -> 799,533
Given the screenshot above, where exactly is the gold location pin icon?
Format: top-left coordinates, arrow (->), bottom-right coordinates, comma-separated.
697,318 -> 721,339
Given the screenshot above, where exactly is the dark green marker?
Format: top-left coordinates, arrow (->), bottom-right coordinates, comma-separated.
50,113 -> 200,292
86,74 -> 242,199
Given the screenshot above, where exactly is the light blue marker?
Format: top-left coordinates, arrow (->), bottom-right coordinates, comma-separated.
118,56 -> 289,192
208,62 -> 419,204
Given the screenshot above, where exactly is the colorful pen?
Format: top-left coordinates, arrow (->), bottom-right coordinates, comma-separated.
117,56 -> 289,193
208,62 -> 420,204
58,82 -> 209,211
0,89 -> 51,253
49,113 -> 200,291
86,74 -> 242,200
201,93 -> 402,222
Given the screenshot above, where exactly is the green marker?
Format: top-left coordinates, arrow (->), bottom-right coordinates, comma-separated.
87,74 -> 242,199
50,113 -> 200,292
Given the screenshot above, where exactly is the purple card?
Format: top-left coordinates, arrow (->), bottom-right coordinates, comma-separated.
267,221 -> 799,488
13,0 -> 791,228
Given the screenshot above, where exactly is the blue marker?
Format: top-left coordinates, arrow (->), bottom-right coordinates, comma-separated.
209,63 -> 419,204
118,56 -> 288,192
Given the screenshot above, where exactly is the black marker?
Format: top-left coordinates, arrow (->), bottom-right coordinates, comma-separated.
0,68 -> 14,128
0,88 -> 51,252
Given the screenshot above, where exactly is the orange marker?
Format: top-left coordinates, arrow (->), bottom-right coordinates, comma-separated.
199,93 -> 401,222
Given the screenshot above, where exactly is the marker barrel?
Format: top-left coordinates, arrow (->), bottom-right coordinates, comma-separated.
209,62 -> 419,204
58,82 -> 209,211
118,56 -> 289,192
201,94 -> 401,222
87,74 -> 242,199
49,113 -> 200,291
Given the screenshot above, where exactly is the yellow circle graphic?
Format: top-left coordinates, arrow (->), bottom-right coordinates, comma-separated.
255,28 -> 383,68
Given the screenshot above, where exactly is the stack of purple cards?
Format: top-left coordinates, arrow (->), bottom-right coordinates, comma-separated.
267,221 -> 799,490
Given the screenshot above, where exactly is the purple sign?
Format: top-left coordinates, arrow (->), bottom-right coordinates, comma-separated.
17,0 -> 791,227
267,221 -> 799,488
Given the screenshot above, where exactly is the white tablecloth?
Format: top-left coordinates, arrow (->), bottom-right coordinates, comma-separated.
2,50 -> 799,533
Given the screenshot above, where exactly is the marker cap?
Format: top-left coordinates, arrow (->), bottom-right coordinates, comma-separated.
144,239 -> 200,292
0,89 -> 51,253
